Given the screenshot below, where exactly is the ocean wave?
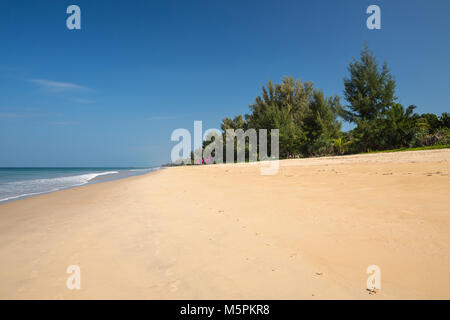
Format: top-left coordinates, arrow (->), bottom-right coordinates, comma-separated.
0,190 -> 59,202
0,171 -> 118,202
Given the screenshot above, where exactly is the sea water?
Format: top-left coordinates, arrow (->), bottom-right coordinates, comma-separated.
0,167 -> 159,203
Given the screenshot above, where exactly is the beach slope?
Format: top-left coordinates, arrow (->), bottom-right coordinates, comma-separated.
0,149 -> 449,299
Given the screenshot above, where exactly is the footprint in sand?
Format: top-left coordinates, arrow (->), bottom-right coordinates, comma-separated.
366,288 -> 378,295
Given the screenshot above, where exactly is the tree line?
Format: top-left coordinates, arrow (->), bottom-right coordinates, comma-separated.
191,45 -> 449,163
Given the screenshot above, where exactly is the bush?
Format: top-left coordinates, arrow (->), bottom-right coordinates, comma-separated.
412,127 -> 450,147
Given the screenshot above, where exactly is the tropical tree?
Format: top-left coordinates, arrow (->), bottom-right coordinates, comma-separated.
302,90 -> 342,155
245,76 -> 314,157
382,103 -> 416,148
440,112 -> 450,128
417,113 -> 441,133
342,44 -> 396,122
340,44 -> 398,152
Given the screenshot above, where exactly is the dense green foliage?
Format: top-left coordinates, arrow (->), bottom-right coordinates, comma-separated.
342,44 -> 396,122
195,45 -> 449,163
339,46 -> 449,153
218,77 -> 342,160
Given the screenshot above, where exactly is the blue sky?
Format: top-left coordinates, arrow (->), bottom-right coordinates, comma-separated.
0,0 -> 449,167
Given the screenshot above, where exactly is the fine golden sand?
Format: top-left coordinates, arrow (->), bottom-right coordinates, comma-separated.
0,149 -> 449,299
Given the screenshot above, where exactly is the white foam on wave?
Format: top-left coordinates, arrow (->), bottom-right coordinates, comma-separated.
0,190 -> 56,202
0,171 -> 118,202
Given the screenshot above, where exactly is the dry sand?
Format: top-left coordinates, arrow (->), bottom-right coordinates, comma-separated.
0,149 -> 449,299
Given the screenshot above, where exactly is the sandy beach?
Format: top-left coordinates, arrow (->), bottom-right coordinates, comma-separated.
0,149 -> 449,299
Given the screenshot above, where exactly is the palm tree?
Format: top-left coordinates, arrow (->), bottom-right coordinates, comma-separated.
383,103 -> 416,148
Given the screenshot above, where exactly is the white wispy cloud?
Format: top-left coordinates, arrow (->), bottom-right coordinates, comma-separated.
30,79 -> 93,92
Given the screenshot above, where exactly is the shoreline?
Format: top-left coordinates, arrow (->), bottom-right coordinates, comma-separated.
0,149 -> 449,299
0,168 -> 161,205
3,147 -> 443,206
